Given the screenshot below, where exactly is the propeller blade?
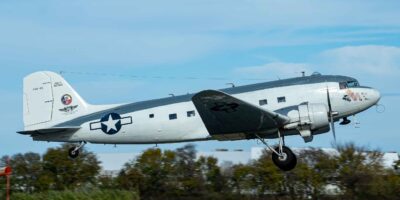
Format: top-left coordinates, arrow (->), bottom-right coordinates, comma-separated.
331,116 -> 337,144
326,87 -> 337,145
326,88 -> 332,112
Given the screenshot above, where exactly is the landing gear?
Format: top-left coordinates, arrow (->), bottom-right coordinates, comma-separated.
271,146 -> 297,171
255,132 -> 297,171
339,117 -> 351,125
68,141 -> 86,159
68,147 -> 79,158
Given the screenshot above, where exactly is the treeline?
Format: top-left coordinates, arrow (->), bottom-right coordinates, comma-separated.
0,143 -> 399,200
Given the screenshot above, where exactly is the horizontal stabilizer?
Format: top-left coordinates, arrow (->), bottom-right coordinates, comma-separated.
17,127 -> 81,135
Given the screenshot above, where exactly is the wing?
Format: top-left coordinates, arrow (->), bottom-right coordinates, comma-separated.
192,90 -> 290,140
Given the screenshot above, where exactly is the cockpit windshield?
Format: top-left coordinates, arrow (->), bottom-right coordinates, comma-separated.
339,80 -> 360,89
347,81 -> 359,87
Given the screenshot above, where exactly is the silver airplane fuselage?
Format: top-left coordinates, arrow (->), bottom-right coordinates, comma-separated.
30,74 -> 380,144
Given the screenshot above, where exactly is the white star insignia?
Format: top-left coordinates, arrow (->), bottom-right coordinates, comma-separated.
101,114 -> 120,133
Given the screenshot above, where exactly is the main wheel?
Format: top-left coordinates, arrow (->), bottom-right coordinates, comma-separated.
68,147 -> 80,159
272,146 -> 297,171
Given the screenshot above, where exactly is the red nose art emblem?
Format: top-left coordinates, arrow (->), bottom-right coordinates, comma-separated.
61,94 -> 73,105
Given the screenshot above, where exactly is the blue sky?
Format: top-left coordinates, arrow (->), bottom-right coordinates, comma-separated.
1,0 -> 400,157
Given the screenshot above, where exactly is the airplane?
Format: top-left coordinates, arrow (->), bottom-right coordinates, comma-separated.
18,71 -> 381,171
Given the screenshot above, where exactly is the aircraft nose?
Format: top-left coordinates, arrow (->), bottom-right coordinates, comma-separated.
369,88 -> 381,105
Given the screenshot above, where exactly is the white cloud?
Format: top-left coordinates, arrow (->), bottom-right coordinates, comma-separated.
234,45 -> 400,89
318,45 -> 400,76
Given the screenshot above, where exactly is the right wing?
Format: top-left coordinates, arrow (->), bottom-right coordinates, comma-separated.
192,90 -> 290,140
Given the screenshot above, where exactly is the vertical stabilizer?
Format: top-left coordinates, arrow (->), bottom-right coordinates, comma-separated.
23,71 -> 89,130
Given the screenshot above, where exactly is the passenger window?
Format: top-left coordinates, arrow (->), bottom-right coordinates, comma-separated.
187,111 -> 195,117
259,99 -> 268,106
169,113 -> 177,120
277,97 -> 286,103
149,114 -> 154,118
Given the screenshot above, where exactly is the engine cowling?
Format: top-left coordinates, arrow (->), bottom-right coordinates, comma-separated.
283,103 -> 330,142
298,103 -> 329,130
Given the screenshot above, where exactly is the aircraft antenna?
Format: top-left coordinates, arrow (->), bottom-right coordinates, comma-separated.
226,83 -> 235,88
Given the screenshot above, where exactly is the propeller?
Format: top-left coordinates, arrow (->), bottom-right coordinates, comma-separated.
326,88 -> 336,145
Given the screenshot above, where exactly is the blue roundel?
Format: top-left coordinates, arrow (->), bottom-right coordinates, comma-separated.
100,113 -> 122,135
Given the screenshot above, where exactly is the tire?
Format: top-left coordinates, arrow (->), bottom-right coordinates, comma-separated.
68,147 -> 79,159
272,146 -> 297,171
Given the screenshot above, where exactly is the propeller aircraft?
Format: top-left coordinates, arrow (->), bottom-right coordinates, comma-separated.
18,71 -> 380,171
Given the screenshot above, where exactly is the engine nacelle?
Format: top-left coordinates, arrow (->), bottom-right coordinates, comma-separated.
283,103 -> 330,142
298,103 -> 329,130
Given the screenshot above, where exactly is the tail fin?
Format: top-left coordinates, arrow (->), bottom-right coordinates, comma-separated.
23,71 -> 89,130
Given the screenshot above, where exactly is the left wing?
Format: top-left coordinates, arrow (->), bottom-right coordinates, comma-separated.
192,90 -> 290,140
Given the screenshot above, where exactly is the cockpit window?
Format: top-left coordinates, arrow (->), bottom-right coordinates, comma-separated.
347,81 -> 359,88
339,81 -> 360,89
339,82 -> 347,89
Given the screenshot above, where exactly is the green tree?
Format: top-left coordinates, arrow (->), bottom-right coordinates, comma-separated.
253,150 -> 285,198
116,166 -> 142,192
394,159 -> 400,172
3,142 -> 400,199
231,164 -> 257,196
197,156 -> 227,194
174,144 -> 206,197
97,174 -> 117,190
4,152 -> 42,193
290,149 -> 337,200
42,143 -> 101,190
0,156 -> 10,199
118,144 -> 231,199
376,170 -> 400,200
118,148 -> 179,199
335,143 -> 386,199
245,147 -> 336,200
12,189 -> 139,200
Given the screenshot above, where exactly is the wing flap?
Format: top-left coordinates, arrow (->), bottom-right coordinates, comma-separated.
192,90 -> 289,139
